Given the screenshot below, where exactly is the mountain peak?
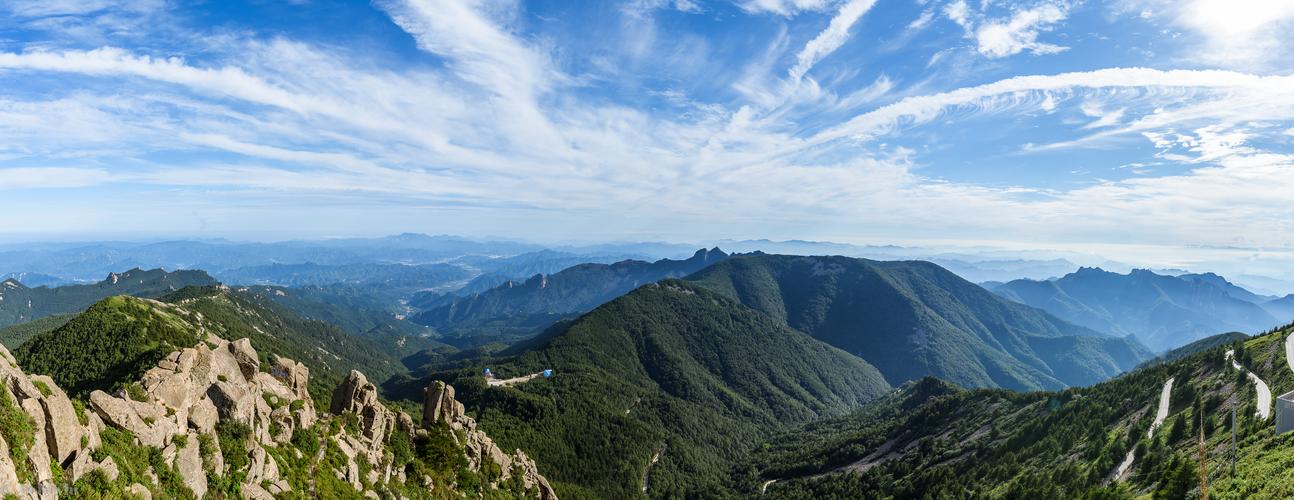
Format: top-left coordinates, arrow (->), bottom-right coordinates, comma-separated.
1,278 -> 24,289
690,247 -> 728,262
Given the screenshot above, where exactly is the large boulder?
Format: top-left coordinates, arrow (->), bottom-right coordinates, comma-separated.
175,432 -> 207,498
28,375 -> 86,464
229,338 -> 260,381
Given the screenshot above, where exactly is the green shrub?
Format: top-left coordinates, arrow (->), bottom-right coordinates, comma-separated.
0,389 -> 34,483
32,380 -> 52,397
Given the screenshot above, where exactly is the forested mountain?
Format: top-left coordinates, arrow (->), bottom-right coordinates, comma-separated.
15,286 -> 408,403
408,280 -> 890,498
748,322 -> 1294,499
685,254 -> 1149,390
407,248 -> 729,344
0,268 -> 217,330
992,267 -> 1282,351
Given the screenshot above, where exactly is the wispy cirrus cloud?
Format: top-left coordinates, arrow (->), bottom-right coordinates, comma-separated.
0,0 -> 1292,270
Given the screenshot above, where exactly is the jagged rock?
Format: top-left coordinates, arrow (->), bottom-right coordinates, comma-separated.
67,452 -> 119,483
243,483 -> 275,500
335,436 -> 362,490
176,432 -> 207,497
28,374 -> 85,463
229,338 -> 260,381
0,437 -> 18,498
86,413 -> 105,450
273,357 -> 311,400
188,397 -> 219,434
421,381 -> 559,499
89,390 -> 176,448
330,370 -> 376,416
330,370 -> 395,467
207,380 -> 255,426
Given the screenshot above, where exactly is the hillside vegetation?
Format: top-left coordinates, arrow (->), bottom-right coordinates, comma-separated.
16,286 -> 410,403
686,254 -> 1150,390
413,280 -> 890,498
750,322 -> 1294,499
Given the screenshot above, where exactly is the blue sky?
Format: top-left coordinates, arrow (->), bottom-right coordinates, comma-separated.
1,0 -> 1294,269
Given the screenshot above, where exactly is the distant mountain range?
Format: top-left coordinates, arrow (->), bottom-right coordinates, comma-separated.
0,268 -> 217,330
406,248 -> 730,344
990,268 -> 1294,352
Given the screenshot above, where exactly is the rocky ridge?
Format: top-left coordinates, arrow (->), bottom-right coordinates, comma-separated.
0,333 -> 555,499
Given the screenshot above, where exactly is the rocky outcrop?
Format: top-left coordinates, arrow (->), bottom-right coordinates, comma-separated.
2,332 -> 556,500
329,370 -> 404,489
84,334 -> 305,498
423,381 -> 558,499
0,344 -> 106,499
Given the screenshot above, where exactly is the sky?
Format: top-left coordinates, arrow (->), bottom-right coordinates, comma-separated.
1,0 -> 1294,271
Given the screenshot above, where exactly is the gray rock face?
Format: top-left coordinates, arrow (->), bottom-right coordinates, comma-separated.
422,381 -> 558,499
176,432 -> 207,497
0,344 -> 104,498
75,335 -> 315,498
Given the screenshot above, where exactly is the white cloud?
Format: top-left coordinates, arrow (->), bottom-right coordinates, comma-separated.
788,0 -> 877,82
974,3 -> 1069,58
0,167 -> 113,188
944,1 -> 1071,58
815,68 -> 1292,144
737,0 -> 833,16
1117,0 -> 1294,68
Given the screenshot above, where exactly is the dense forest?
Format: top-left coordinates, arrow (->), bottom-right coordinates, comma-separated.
409,280 -> 890,498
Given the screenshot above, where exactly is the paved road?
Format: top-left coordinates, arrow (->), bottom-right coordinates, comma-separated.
1116,377 -> 1174,480
1226,349 -> 1272,420
1286,333 -> 1294,375
761,480 -> 777,495
486,372 -> 545,387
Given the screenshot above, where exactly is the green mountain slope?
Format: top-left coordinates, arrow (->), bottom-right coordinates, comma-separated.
685,254 -> 1150,390
993,267 -> 1281,351
16,286 -> 408,402
15,296 -> 203,397
0,313 -> 73,349
236,284 -> 448,359
411,280 -> 890,498
0,268 -> 218,330
747,321 -> 1294,499
408,248 -> 728,344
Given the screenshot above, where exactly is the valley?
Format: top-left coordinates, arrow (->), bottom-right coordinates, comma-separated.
0,240 -> 1291,499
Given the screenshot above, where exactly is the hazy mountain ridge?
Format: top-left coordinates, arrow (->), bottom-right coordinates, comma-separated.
407,248 -> 730,345
992,267 -> 1288,352
0,268 -> 218,331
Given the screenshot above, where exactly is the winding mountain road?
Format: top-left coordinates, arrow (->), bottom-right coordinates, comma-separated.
1115,377 -> 1174,480
486,372 -> 546,387
1286,333 -> 1294,375
1226,349 -> 1272,420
